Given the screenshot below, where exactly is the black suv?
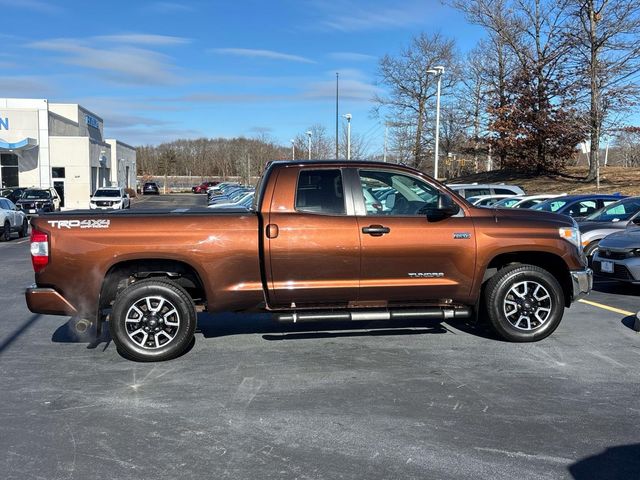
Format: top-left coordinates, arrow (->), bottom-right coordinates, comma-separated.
142,182 -> 160,195
16,188 -> 61,215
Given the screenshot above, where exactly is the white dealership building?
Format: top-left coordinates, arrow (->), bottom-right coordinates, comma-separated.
0,98 -> 136,209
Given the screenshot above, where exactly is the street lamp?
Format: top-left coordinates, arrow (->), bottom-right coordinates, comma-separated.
306,131 -> 312,160
427,65 -> 444,179
343,114 -> 352,160
290,139 -> 295,160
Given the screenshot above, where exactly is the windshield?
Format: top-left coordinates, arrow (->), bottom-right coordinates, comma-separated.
94,190 -> 121,197
585,198 -> 640,222
494,197 -> 521,208
533,200 -> 567,212
23,190 -> 51,200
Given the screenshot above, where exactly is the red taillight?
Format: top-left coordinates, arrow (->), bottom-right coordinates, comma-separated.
30,228 -> 49,273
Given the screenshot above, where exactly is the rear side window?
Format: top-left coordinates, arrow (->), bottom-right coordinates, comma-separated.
464,188 -> 491,197
494,188 -> 518,195
295,169 -> 345,215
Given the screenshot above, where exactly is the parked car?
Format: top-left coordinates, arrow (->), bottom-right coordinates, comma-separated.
578,196 -> 640,262
466,194 -> 519,207
90,187 -> 131,210
592,228 -> 640,283
493,194 -> 565,209
15,188 -> 61,215
207,182 -> 240,199
532,194 -> 625,220
0,197 -> 28,241
207,192 -> 254,210
0,187 -> 27,204
207,187 -> 253,205
446,182 -> 525,199
142,182 -> 160,195
192,181 -> 219,194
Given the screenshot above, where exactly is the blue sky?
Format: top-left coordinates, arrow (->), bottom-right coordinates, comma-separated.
0,0 -> 485,153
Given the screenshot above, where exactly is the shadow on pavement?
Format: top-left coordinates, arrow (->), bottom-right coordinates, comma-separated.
0,314 -> 41,356
569,444 -> 640,480
196,311 -> 488,341
51,317 -> 112,351
592,277 -> 640,297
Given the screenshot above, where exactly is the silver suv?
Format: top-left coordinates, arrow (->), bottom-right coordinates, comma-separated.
446,183 -> 525,199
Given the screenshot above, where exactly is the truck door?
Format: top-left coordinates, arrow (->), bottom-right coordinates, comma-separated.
352,168 -> 476,304
265,166 -> 360,308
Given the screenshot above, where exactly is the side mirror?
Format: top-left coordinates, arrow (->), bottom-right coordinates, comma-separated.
435,193 -> 460,217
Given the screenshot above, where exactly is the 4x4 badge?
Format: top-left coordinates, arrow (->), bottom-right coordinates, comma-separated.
453,232 -> 471,239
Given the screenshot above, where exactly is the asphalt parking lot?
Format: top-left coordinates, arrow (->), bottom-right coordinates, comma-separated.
1,194 -> 639,480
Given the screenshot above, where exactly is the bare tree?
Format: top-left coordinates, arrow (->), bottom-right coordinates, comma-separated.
374,32 -> 460,170
565,0 -> 640,180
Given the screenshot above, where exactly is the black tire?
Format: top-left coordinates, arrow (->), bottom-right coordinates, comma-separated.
110,279 -> 196,361
1,221 -> 11,241
484,264 -> 564,342
584,241 -> 600,266
18,218 -> 28,238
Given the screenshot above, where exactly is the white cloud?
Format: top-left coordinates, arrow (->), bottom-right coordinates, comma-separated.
28,39 -> 182,85
328,52 -> 377,62
105,126 -> 205,146
211,48 -> 315,64
147,2 -> 195,13
0,75 -> 57,96
303,78 -> 379,102
0,0 -> 61,14
311,0 -> 430,32
94,34 -> 191,46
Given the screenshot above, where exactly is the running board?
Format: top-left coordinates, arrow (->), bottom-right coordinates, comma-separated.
275,307 -> 472,324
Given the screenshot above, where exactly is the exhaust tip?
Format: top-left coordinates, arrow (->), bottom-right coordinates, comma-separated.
74,318 -> 93,334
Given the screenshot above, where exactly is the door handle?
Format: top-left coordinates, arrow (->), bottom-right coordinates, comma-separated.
362,225 -> 390,236
266,224 -> 279,239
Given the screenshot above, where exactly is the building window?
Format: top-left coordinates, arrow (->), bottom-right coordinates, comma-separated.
52,167 -> 66,179
0,153 -> 19,188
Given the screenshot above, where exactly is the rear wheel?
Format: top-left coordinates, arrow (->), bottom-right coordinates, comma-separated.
484,264 -> 564,342
18,219 -> 28,238
110,279 -> 196,361
1,221 -> 11,241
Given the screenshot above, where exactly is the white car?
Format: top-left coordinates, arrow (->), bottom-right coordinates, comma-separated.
446,183 -> 525,198
90,187 -> 130,210
0,197 -> 28,241
493,194 -> 565,209
466,194 -> 519,207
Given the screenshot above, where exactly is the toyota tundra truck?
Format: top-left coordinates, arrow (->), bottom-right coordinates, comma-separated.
25,161 -> 593,361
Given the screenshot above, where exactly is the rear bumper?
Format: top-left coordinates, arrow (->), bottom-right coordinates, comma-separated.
25,285 -> 78,316
570,268 -> 593,301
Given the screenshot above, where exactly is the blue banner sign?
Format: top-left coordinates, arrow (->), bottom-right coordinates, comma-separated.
0,117 -> 8,130
85,114 -> 99,129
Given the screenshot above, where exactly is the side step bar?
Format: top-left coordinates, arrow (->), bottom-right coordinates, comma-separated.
275,307 -> 472,324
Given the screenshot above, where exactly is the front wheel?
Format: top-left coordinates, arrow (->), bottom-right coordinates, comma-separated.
1,221 -> 11,241
110,279 -> 196,361
584,241 -> 600,266
484,264 -> 564,342
18,219 -> 28,238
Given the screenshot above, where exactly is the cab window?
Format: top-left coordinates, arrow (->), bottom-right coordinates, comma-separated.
358,170 -> 439,216
295,169 -> 345,215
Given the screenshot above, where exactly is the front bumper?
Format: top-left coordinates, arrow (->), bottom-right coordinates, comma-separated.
25,285 -> 78,316
570,268 -> 593,301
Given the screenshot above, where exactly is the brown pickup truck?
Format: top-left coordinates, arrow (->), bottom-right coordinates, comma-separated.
26,161 -> 592,361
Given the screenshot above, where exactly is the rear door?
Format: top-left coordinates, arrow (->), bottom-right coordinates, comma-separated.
265,166 -> 360,308
352,168 -> 476,304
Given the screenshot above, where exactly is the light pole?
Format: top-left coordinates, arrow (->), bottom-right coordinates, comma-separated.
427,66 -> 444,179
290,139 -> 295,160
343,114 -> 352,160
306,131 -> 312,160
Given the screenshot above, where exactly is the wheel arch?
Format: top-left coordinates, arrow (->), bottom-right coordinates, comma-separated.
99,259 -> 207,315
483,251 -> 573,307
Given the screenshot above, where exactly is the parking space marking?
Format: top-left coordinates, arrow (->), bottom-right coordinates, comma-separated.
578,299 -> 634,316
